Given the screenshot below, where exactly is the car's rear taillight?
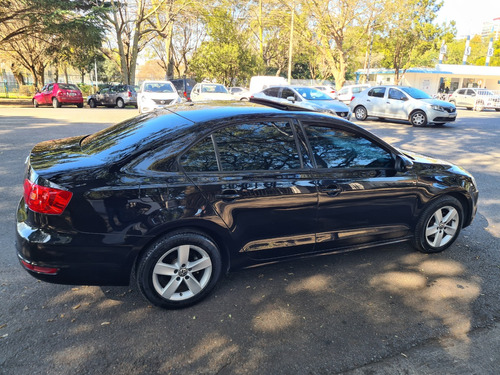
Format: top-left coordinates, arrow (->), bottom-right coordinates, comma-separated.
350,95 -> 355,101
183,91 -> 188,98
20,259 -> 59,275
127,90 -> 132,97
23,179 -> 72,215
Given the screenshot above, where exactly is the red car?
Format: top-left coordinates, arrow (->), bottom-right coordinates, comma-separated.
33,83 -> 84,108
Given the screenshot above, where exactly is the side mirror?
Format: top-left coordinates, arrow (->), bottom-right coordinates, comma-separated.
395,154 -> 413,172
286,96 -> 295,103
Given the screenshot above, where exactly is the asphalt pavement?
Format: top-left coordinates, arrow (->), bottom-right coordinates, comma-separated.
0,106 -> 499,375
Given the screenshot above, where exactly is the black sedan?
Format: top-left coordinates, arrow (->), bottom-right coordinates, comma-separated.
16,100 -> 478,309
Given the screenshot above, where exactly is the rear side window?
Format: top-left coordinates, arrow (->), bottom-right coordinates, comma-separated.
181,121 -> 301,172
303,125 -> 393,169
368,88 -> 386,98
263,88 -> 280,97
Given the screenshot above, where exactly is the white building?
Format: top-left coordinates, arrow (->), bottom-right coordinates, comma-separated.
356,64 -> 500,94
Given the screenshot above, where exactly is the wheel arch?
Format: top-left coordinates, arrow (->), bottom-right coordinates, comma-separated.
415,191 -> 471,230
129,222 -> 233,283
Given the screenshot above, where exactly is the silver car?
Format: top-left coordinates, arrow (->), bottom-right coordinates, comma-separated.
350,86 -> 457,127
88,84 -> 138,108
253,86 -> 351,120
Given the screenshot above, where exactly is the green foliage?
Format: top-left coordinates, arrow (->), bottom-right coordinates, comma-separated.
189,6 -> 260,85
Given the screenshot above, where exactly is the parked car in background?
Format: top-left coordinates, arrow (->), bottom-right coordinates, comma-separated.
87,84 -> 138,108
170,78 -> 196,101
33,83 -> 83,108
449,88 -> 500,111
253,85 -> 351,119
137,80 -> 181,114
16,100 -> 478,309
350,86 -> 457,127
314,85 -> 337,99
249,75 -> 287,94
190,83 -> 234,101
229,87 -> 250,100
337,84 -> 371,104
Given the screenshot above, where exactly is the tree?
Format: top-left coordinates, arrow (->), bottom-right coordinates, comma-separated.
303,0 -> 383,89
377,0 -> 446,83
189,5 -> 260,85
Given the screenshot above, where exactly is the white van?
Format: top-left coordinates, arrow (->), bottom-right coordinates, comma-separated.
249,76 -> 287,94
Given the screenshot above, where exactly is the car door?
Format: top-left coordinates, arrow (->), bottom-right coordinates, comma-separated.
385,88 -> 408,119
365,87 -> 387,117
464,89 -> 476,108
299,121 -> 419,251
178,119 -> 319,260
42,83 -> 54,105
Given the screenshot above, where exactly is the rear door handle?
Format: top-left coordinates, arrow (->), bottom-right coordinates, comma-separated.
321,185 -> 342,197
215,190 -> 241,200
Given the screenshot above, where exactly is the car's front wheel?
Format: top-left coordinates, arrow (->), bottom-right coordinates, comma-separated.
410,110 -> 427,126
136,230 -> 222,309
88,99 -> 97,108
354,105 -> 368,121
412,196 -> 463,253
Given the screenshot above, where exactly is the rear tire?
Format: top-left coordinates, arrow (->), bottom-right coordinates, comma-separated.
76,103 -> 83,108
33,99 -> 39,108
88,99 -> 97,108
412,196 -> 463,253
52,97 -> 61,108
136,230 -> 222,309
116,98 -> 125,108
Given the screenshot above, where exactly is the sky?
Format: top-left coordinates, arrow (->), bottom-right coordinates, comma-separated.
434,0 -> 500,37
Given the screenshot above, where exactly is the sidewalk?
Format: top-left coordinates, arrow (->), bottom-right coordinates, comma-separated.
0,98 -> 32,107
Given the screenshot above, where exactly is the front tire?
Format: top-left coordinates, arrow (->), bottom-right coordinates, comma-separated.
136,231 -> 222,309
88,99 -> 97,108
354,105 -> 368,121
410,110 -> 427,126
412,196 -> 463,253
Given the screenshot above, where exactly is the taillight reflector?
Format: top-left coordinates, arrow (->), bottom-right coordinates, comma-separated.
21,259 -> 59,275
23,179 -> 72,215
127,91 -> 132,97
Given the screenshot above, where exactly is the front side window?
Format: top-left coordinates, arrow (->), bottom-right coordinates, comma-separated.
368,88 -> 386,98
303,125 -> 393,169
281,88 -> 298,101
180,121 -> 301,172
388,88 -> 406,100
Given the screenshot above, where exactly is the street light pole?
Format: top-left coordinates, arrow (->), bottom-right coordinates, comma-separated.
287,1 -> 295,84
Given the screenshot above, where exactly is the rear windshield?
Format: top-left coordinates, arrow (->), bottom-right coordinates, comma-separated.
58,83 -> 79,91
295,87 -> 331,100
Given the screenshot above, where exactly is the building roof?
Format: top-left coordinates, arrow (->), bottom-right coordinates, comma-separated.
356,64 -> 500,77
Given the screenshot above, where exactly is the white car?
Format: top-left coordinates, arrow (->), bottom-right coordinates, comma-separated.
337,84 -> 371,104
190,83 -> 234,102
229,87 -> 250,100
350,85 -> 457,127
138,81 -> 181,113
449,88 -> 500,111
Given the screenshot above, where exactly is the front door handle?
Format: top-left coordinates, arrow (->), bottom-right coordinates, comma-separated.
215,190 -> 241,201
321,185 -> 342,197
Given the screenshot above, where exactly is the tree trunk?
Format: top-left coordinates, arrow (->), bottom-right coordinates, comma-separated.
10,63 -> 25,85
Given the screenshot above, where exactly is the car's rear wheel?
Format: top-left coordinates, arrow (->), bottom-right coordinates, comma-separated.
116,98 -> 125,108
136,230 -> 222,309
410,110 -> 427,126
33,99 -> 39,108
412,196 -> 463,253
496,108 -> 500,112
88,99 -> 97,108
354,105 -> 368,121
76,103 -> 83,108
52,97 -> 61,108
466,107 -> 472,110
